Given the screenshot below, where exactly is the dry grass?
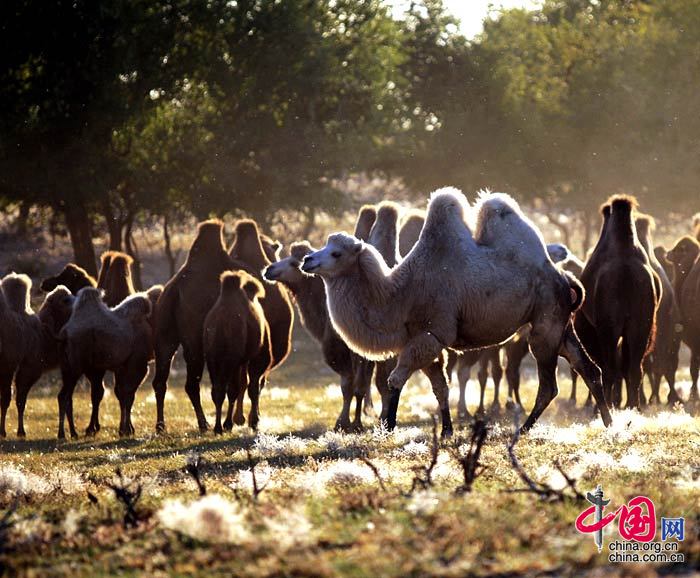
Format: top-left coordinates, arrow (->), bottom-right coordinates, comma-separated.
0,338 -> 698,577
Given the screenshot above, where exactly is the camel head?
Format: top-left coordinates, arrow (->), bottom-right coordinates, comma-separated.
301,233 -> 364,278
264,241 -> 313,285
667,236 -> 700,275
40,263 -> 96,294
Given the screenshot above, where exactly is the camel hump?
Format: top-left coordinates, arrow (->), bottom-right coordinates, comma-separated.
608,194 -> 638,214
220,270 -> 265,300
114,293 -> 152,321
374,202 -> 400,226
1,272 -> 33,314
102,251 -> 134,268
353,205 -> 377,241
234,219 -> 260,240
189,219 -> 226,257
290,241 -> 314,261
635,213 -> 655,235
421,187 -> 472,245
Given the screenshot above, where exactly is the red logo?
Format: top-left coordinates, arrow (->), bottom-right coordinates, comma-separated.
576,486 -> 656,550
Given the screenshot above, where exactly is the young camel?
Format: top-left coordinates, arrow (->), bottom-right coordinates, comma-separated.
228,220 -> 294,428
264,242 -> 372,431
636,215 -> 682,405
574,196 -> 659,410
204,271 -> 272,434
666,236 -> 700,403
302,188 -> 610,436
57,287 -> 153,438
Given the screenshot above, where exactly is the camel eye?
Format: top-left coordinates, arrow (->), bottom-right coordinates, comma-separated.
331,251 -> 342,259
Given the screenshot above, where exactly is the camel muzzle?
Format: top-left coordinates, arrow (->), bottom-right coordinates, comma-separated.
262,265 -> 278,281
301,257 -> 319,273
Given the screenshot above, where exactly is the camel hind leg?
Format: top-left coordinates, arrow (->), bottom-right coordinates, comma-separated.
85,370 -> 106,436
456,358 -> 472,420
57,368 -> 81,440
114,359 -> 149,437
559,324 -> 611,427
476,356 -> 488,416
505,337 -> 528,411
689,351 -> 699,403
181,343 -> 209,432
0,365 -> 14,438
224,366 -> 248,430
490,349 -> 503,415
246,339 -> 272,432
151,293 -> 180,433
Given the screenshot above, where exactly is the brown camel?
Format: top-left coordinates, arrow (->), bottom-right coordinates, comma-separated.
41,264 -> 96,294
204,271 -> 272,433
264,242 -> 372,431
666,235 -> 700,403
575,196 -> 659,410
302,188 -> 610,436
58,288 -> 153,438
0,275 -> 73,437
229,220 -> 294,427
636,215 -> 682,405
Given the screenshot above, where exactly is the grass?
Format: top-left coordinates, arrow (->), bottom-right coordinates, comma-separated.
0,338 -> 698,577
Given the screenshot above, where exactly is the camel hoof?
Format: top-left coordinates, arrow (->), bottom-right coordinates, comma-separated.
155,422 -> 166,434
233,415 -> 245,427
16,430 -> 26,439
0,430 -> 6,439
362,405 -> 376,418
222,419 -> 233,431
489,403 -> 502,416
85,427 -> 98,437
440,427 -> 453,439
198,422 -> 209,433
214,425 -> 223,435
57,432 -> 66,440
70,431 -> 79,439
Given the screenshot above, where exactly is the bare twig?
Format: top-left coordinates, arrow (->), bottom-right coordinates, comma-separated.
185,453 -> 207,497
246,448 -> 268,501
409,416 -> 440,494
452,418 -> 490,494
0,501 -> 17,554
105,468 -> 143,528
359,457 -> 387,492
506,410 -> 584,503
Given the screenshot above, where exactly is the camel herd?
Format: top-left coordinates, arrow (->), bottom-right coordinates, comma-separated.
0,188 -> 699,440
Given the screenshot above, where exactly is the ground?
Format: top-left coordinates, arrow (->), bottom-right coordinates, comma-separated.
0,335 -> 698,577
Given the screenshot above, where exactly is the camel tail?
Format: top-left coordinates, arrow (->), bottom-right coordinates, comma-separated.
565,272 -> 585,312
1,272 -> 33,314
353,205 -> 377,241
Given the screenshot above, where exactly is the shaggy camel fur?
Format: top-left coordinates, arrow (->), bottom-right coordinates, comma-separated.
398,210 -> 426,258
666,236 -> 700,402
636,215 -> 682,405
575,196 -> 659,409
58,287 -> 153,438
0,275 -> 72,438
229,220 -> 294,427
152,219 -> 256,432
204,271 -> 272,433
97,251 -> 136,307
302,188 -> 610,435
41,264 -> 96,294
264,242 -> 372,431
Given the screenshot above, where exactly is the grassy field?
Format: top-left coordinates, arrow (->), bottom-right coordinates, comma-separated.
0,336 -> 698,577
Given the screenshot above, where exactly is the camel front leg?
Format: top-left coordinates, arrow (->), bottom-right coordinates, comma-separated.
386,332 -> 446,434
335,374 -> 354,432
559,324 -> 612,427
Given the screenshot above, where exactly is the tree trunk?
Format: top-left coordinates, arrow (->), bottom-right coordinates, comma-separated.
162,214 -> 177,278
124,212 -> 143,290
63,203 -> 97,278
15,201 -> 30,236
102,198 -> 123,251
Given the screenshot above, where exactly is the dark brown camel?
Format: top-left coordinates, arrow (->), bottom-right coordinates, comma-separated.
204,271 -> 273,434
575,196 -> 659,409
41,264 -> 96,294
636,215 -> 682,405
97,251 -> 136,307
666,236 -> 700,403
